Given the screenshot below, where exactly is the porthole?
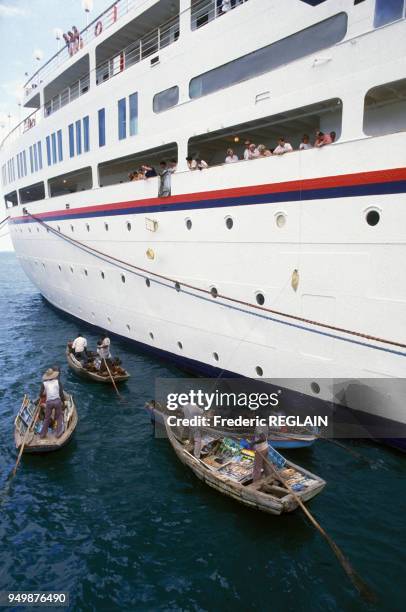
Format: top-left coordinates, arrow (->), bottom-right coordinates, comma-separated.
91,312 -> 95,318
311,381 -> 320,394
225,216 -> 234,230
256,366 -> 264,377
185,218 -> 192,230
70,225 -> 74,232
70,266 -> 74,273
149,332 -> 154,340
126,324 -> 131,331
213,352 -> 219,362
210,286 -> 218,298
101,271 -> 105,279
37,228 -> 40,233
174,282 -> 181,292
84,269 -> 88,276
276,213 -> 286,228
104,223 -> 109,231
121,274 -> 126,283
107,317 -> 111,323
145,278 -> 151,287
177,341 -> 183,350
86,223 -> 90,232
28,228 -> 31,233
366,209 -> 380,226
57,226 -> 61,232
58,265 -> 61,271
127,222 -> 131,231
256,292 -> 265,306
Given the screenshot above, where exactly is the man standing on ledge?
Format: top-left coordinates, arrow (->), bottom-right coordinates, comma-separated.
38,368 -> 65,439
252,422 -> 272,481
182,403 -> 204,459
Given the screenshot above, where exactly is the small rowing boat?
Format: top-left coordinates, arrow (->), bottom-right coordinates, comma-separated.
165,421 -> 325,515
14,393 -> 78,454
66,344 -> 130,384
145,401 -> 318,449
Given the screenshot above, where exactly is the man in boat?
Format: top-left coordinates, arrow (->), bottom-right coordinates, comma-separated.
37,368 -> 65,439
97,333 -> 111,371
72,332 -> 88,364
252,423 -> 273,482
182,403 -> 204,458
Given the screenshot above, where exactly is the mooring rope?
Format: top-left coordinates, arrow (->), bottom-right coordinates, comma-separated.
0,215 -> 10,229
23,212 -> 406,351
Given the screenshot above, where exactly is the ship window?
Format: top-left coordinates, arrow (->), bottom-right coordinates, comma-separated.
46,136 -> 52,166
51,133 -> 57,164
121,274 -> 126,283
366,209 -> 380,226
37,142 -> 43,170
374,0 -> 405,28
149,332 -> 154,340
101,271 -> 105,279
256,292 -> 265,306
189,13 -> 348,99
75,120 -> 82,155
19,182 -> 45,204
118,98 -> 126,140
57,130 -> 63,162
127,222 -> 132,231
98,108 -> 106,147
68,124 -> 75,158
48,167 -> 93,197
177,341 -> 183,349
256,366 -> 264,377
83,116 -> 90,152
213,352 -> 219,362
4,191 -> 18,208
29,146 -> 34,173
225,216 -> 233,229
364,78 -> 406,136
129,93 -> 138,136
98,142 -> 177,187
188,98 -> 342,165
33,143 -> 38,172
153,86 -> 179,113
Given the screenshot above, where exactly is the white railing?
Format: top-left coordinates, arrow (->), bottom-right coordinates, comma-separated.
44,74 -> 90,118
0,108 -> 41,151
96,13 -> 180,85
191,0 -> 249,30
24,0 -> 144,98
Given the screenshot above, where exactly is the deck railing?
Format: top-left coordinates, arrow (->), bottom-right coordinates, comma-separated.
24,0 -> 145,99
191,0 -> 249,30
44,74 -> 90,118
95,13 -> 180,85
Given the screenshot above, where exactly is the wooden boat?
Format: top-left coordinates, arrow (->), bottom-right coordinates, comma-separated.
66,345 -> 130,384
146,401 -> 318,449
14,393 -> 78,454
165,421 -> 325,515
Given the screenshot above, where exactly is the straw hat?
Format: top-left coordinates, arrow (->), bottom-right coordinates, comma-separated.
42,368 -> 59,381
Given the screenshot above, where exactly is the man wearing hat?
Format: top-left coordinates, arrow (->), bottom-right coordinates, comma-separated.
38,368 -> 65,439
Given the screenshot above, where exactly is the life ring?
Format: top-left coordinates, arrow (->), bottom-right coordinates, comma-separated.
95,21 -> 103,37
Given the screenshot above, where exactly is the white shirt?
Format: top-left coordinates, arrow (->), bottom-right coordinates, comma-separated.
244,148 -> 259,160
273,143 -> 293,155
225,155 -> 239,163
72,336 -> 87,353
43,379 -> 60,401
222,0 -> 232,12
299,142 -> 312,150
98,337 -> 111,359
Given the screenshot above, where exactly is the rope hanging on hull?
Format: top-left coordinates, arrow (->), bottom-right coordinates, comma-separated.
21,212 -> 406,352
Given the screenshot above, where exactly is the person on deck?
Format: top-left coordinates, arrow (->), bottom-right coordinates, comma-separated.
299,134 -> 312,150
158,161 -> 172,197
196,158 -> 208,170
186,156 -> 197,170
141,164 -> 157,178
72,332 -> 88,363
330,131 -> 337,143
273,137 -> 293,155
314,131 -> 332,147
252,422 -> 272,481
244,143 -> 259,160
38,368 -> 65,439
182,403 -> 204,458
225,148 -> 239,163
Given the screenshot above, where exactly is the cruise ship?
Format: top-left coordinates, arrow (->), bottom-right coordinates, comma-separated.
1,0 -> 406,449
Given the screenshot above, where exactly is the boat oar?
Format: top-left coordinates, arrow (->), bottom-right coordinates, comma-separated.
263,454 -> 377,603
103,358 -> 126,402
12,400 -> 42,478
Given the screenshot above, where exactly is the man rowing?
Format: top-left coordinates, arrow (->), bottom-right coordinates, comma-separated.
37,368 -> 65,439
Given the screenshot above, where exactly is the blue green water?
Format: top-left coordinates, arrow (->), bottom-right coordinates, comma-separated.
0,252 -> 405,612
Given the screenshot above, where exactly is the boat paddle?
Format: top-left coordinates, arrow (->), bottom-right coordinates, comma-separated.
262,453 -> 377,603
103,358 -> 126,403
12,398 -> 42,478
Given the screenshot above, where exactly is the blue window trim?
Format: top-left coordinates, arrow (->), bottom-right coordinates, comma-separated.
29,146 -> 34,173
33,143 -> 38,172
98,108 -> 106,147
51,132 -> 57,164
57,130 -> 63,162
22,151 -> 27,176
75,120 -> 82,155
118,97 -> 126,140
46,136 -> 52,166
68,124 -> 75,158
37,141 -> 43,169
83,116 -> 90,152
129,92 -> 138,136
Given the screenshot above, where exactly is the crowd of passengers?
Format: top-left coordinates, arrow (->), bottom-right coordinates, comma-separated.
127,129 -> 336,196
